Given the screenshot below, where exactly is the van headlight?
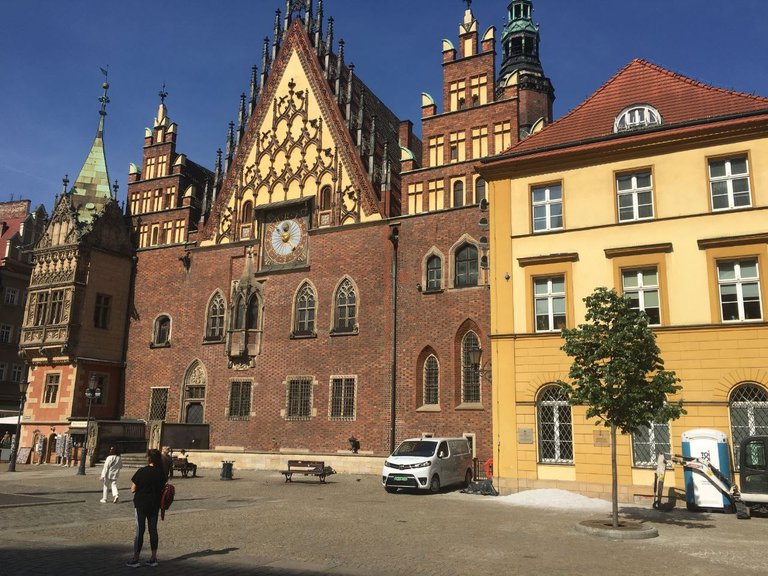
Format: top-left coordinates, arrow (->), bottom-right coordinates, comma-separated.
410,460 -> 431,469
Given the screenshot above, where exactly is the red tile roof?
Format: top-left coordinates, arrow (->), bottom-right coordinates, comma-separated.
501,59 -> 768,157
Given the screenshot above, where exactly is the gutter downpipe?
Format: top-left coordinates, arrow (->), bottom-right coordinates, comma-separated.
388,224 -> 400,454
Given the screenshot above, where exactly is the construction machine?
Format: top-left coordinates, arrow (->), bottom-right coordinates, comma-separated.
653,435 -> 768,519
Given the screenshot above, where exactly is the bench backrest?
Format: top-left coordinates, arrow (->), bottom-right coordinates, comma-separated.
287,459 -> 325,471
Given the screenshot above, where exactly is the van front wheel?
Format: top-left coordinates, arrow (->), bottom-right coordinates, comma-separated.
429,474 -> 441,493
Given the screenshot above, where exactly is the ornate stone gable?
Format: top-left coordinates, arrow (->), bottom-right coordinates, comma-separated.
203,21 -> 383,245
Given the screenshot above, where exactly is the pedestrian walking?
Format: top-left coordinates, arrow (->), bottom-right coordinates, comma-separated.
160,446 -> 172,480
100,446 -> 123,503
126,449 -> 166,568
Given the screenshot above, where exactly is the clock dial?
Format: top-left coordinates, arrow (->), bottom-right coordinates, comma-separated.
263,216 -> 308,266
270,220 -> 302,256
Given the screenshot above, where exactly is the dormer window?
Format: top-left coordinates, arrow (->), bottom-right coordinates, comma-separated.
614,105 -> 662,133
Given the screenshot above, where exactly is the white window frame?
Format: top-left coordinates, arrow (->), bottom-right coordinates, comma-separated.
534,276 -> 566,333
632,421 -> 671,468
622,268 -> 661,326
4,287 -> 19,306
709,156 -> 751,211
717,259 -> 762,322
614,105 -> 662,132
531,183 -> 563,233
617,171 -> 654,222
537,386 -> 573,464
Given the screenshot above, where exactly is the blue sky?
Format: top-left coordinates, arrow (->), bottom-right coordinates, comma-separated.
2,1 -> 767,212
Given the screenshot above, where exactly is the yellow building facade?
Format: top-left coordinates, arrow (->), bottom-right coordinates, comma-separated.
482,59 -> 768,500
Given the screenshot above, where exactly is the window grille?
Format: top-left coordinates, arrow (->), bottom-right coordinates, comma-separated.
632,422 -> 671,467
287,377 -> 313,420
461,332 -> 481,403
148,388 -> 169,421
730,383 -> 768,468
330,376 -> 356,419
537,386 -> 573,463
229,381 -> 252,419
423,355 -> 439,405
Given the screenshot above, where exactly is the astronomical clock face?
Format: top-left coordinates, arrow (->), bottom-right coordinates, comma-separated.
262,216 -> 308,267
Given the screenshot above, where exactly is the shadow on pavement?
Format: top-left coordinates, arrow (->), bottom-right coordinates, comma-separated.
0,543 -> 381,576
619,506 -> 717,529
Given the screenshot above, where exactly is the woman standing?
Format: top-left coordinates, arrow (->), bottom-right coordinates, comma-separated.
126,448 -> 166,568
100,446 -> 123,503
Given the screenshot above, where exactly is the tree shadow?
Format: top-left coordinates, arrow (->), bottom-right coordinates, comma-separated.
619,505 -> 717,529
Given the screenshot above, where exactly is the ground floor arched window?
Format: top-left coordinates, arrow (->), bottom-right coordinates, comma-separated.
730,383 -> 768,467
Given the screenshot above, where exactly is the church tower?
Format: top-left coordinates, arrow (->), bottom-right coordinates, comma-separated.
498,0 -> 555,136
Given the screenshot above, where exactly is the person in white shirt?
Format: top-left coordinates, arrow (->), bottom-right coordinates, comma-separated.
100,446 -> 123,503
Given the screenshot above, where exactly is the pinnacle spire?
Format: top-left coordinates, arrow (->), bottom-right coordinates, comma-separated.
69,74 -> 114,223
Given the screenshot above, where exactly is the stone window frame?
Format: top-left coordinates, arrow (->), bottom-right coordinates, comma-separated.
151,314 -> 172,348
448,234 -> 482,290
459,330 -> 482,406
228,379 -> 253,420
330,276 -> 359,336
328,375 -> 357,421
282,375 -> 317,421
42,372 -> 61,406
421,247 -> 445,294
291,280 -> 318,339
203,290 -> 227,343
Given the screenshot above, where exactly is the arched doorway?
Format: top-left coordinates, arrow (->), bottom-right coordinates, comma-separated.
183,361 -> 207,424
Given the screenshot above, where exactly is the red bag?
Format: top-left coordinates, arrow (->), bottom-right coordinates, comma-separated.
160,483 -> 175,521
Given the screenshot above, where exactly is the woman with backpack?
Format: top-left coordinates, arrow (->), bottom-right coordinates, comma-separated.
126,448 -> 166,568
99,446 -> 123,503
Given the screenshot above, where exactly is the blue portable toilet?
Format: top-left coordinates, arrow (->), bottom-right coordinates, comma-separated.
681,429 -> 732,511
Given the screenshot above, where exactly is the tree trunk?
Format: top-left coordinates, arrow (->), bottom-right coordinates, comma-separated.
611,423 -> 619,528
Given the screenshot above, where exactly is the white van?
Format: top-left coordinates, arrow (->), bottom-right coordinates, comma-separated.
382,437 -> 473,493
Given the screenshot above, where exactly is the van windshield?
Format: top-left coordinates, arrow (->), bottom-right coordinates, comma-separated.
393,440 -> 437,457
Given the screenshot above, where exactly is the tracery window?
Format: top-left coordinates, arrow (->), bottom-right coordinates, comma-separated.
461,332 -> 481,404
423,355 -> 439,406
294,283 -> 316,336
205,293 -> 226,341
333,279 -> 357,333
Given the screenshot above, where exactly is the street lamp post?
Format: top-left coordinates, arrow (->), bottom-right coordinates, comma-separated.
7,380 -> 30,472
76,375 -> 101,476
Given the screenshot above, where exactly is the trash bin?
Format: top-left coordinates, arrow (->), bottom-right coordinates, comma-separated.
681,428 -> 732,511
221,460 -> 234,480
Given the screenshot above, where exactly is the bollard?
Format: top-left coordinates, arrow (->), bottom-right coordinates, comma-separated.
221,460 -> 234,480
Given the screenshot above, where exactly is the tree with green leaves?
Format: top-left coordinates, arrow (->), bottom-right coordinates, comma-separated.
559,287 -> 685,528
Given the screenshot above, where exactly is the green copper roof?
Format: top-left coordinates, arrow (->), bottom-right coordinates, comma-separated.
69,81 -> 113,224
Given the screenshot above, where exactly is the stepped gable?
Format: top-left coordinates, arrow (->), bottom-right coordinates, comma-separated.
497,58 -> 768,157
203,16 -> 401,241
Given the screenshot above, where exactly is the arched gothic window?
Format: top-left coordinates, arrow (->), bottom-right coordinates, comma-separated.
320,185 -> 332,210
205,293 -> 226,341
294,283 -> 317,336
461,331 -> 481,403
537,386 -> 573,463
730,383 -> 768,467
453,180 -> 464,208
234,296 -> 246,330
455,244 -> 478,288
183,361 -> 206,425
246,295 -> 259,330
423,355 -> 439,406
334,279 -> 357,333
240,201 -> 253,224
475,178 -> 486,204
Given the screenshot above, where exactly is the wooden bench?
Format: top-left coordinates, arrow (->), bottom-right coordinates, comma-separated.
279,460 -> 335,483
171,457 -> 197,478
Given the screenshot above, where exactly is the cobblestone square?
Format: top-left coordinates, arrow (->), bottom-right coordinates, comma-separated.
1,465 -> 767,575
